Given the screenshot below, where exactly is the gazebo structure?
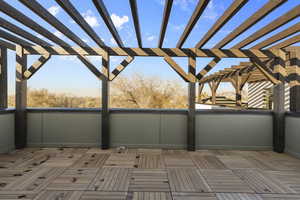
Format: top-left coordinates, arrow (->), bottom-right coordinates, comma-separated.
1,0 -> 300,199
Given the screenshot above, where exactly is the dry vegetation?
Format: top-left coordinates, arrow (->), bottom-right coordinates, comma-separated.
8,74 -> 197,109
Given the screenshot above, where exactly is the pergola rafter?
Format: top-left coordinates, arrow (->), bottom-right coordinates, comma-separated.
0,0 -> 299,152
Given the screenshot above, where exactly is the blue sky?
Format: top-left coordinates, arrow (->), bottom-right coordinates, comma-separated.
1,0 -> 300,96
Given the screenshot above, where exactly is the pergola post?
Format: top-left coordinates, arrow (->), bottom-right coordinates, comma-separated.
235,73 -> 242,107
198,83 -> 204,103
187,56 -> 196,151
289,50 -> 300,112
101,52 -> 110,149
0,47 -> 7,109
15,45 -> 27,149
273,57 -> 285,153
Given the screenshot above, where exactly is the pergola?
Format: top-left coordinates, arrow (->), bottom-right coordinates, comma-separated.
0,0 -> 299,152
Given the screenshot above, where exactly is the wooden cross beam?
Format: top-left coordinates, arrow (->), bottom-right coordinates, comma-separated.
23,54 -> 51,79
129,0 -> 142,48
164,56 -> 191,82
158,0 -> 173,48
110,56 -> 134,81
195,0 -> 248,48
0,39 -> 15,51
214,0 -> 287,48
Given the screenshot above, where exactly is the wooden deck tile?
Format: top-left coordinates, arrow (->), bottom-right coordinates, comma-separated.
136,155 -> 165,169
33,190 -> 83,200
233,169 -> 293,193
0,169 -> 34,190
129,192 -> 171,200
192,155 -> 227,169
129,169 -> 170,192
218,156 -> 257,169
14,154 -> 56,170
201,170 -> 254,193
5,167 -> 64,192
0,191 -> 37,199
104,153 -> 137,168
216,193 -> 263,200
164,155 -> 195,168
80,191 -> 128,200
89,168 -> 131,191
266,170 -> 300,193
47,168 -> 98,191
172,192 -> 217,200
168,168 -> 211,192
71,153 -> 109,168
40,153 -> 83,168
260,194 -> 300,200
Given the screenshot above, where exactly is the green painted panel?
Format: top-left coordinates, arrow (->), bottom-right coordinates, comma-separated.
27,113 -> 42,146
196,114 -> 273,150
110,113 -> 160,147
285,116 -> 300,158
0,113 -> 14,153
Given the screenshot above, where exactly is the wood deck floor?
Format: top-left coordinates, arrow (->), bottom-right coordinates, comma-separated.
0,148 -> 300,199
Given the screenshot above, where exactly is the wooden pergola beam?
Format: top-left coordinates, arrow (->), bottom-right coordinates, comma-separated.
21,45 -> 284,58
129,0 -> 142,48
196,57 -> 221,80
24,54 -> 51,79
214,0 -> 287,48
93,0 -> 124,47
176,0 -> 210,48
158,0 -> 173,48
252,22 -> 300,49
0,29 -> 33,47
0,39 -> 15,51
164,56 -> 191,82
19,0 -> 92,50
55,0 -> 106,47
0,17 -> 51,46
195,0 -> 248,48
234,5 -> 300,49
270,34 -> 300,49
110,56 -> 134,81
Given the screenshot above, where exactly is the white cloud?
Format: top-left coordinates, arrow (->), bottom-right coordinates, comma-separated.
82,10 -> 100,27
147,35 -> 155,41
54,31 -> 63,38
48,6 -> 60,16
110,13 -> 129,29
110,38 -> 117,45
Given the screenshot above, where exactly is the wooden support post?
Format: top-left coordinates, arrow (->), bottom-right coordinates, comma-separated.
234,73 -> 242,107
15,45 -> 27,149
0,47 -> 7,108
208,78 -> 222,105
101,52 -> 110,149
187,56 -> 196,151
198,83 -> 204,103
273,57 -> 285,153
289,50 -> 300,112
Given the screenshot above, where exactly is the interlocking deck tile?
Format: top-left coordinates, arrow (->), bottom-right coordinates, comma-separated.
217,156 -> 257,169
4,167 -> 65,192
168,168 -> 211,192
88,168 -> 131,191
260,194 -> 300,200
164,155 -> 195,168
233,169 -> 293,193
129,169 -> 170,192
201,169 -> 254,193
266,170 -> 300,193
129,192 -> 172,200
191,155 -> 227,169
47,168 -> 98,191
71,153 -> 109,168
33,190 -> 83,200
0,191 -> 37,199
80,191 -> 128,200
172,192 -> 217,200
104,153 -> 137,168
136,154 -> 165,169
216,193 -> 263,200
